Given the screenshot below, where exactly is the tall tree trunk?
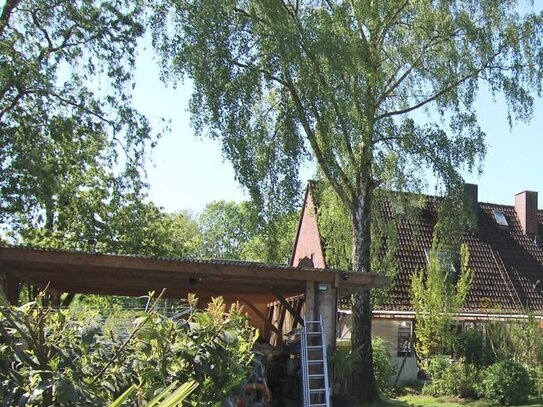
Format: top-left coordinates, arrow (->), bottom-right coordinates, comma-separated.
350,180 -> 379,401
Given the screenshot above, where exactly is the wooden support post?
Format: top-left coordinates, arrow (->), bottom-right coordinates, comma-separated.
277,305 -> 287,345
271,287 -> 305,327
239,298 -> 282,340
61,293 -> 76,308
291,297 -> 305,330
5,273 -> 21,305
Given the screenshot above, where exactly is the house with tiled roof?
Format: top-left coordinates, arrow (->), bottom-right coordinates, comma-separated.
290,181 -> 543,382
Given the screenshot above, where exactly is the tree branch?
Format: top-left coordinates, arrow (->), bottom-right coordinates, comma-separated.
48,91 -> 114,126
280,0 -> 358,171
375,0 -> 410,49
231,60 -> 287,86
30,8 -> 53,50
348,0 -> 368,45
376,72 -> 476,120
376,34 -> 448,107
0,87 -> 29,122
283,72 -> 354,209
0,0 -> 21,37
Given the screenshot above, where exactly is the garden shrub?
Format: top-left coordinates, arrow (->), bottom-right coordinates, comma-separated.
454,328 -> 494,368
528,366 -> 543,398
484,318 -> 543,368
422,356 -> 454,396
0,294 -> 257,406
422,356 -> 481,398
372,336 -> 396,395
331,337 -> 395,396
482,360 -> 533,405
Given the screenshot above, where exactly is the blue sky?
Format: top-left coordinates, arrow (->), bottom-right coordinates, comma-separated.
133,44 -> 246,213
133,37 -> 543,214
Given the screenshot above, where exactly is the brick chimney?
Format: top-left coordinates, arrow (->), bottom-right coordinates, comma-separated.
515,191 -> 538,235
464,183 -> 478,217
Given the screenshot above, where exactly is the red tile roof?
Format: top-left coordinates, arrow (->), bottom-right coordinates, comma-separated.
378,198 -> 543,313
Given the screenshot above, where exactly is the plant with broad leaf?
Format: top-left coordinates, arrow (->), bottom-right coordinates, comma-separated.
0,292 -> 257,406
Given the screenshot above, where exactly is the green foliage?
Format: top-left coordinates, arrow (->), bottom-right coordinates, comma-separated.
332,345 -> 360,395
422,356 -> 455,397
132,296 -> 257,406
15,196 -> 201,258
0,299 -> 133,405
315,182 -> 353,271
484,318 -> 543,368
199,200 -> 256,260
163,210 -> 202,258
454,328 -> 494,369
412,243 -> 473,367
529,366 -> 543,399
482,361 -> 533,405
332,338 -> 395,396
199,199 -> 297,263
507,316 -> 543,368
372,336 -> 396,396
315,181 -> 407,305
0,0 -> 159,236
423,357 -> 481,398
0,294 -> 257,406
240,209 -> 298,264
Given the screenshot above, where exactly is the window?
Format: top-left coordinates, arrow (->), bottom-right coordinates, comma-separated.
425,250 -> 457,274
397,321 -> 412,356
391,201 -> 406,218
493,210 -> 508,226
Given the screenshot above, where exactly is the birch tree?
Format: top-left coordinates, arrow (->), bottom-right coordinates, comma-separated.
151,1 -> 543,400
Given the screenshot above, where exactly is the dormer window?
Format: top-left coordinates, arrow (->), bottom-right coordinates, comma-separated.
391,201 -> 406,218
425,249 -> 457,274
493,210 -> 508,226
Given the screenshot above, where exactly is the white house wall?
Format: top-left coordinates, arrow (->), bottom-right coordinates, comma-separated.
337,314 -> 418,384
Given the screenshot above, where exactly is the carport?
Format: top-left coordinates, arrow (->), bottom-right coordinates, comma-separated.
0,245 -> 388,347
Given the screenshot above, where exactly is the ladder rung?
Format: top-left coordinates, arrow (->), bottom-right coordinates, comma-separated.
309,374 -> 324,379
306,331 -> 322,335
309,404 -> 327,407
308,359 -> 324,364
309,388 -> 325,393
307,345 -> 322,349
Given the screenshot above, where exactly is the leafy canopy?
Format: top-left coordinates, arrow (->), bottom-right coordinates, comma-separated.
199,200 -> 297,262
0,0 -> 160,246
151,1 -> 543,213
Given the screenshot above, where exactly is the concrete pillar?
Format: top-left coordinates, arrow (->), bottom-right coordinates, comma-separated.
305,281 -> 337,354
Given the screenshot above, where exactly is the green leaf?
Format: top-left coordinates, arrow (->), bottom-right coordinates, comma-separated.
108,384 -> 137,407
147,380 -> 198,407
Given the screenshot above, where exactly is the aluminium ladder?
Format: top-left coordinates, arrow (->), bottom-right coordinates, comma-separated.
301,315 -> 331,407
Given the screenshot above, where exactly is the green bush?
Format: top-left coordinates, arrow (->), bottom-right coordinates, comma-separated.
0,295 -> 257,406
482,360 -> 533,405
422,356 -> 454,396
422,356 -> 481,398
372,336 -> 396,395
454,328 -> 494,368
528,366 -> 543,398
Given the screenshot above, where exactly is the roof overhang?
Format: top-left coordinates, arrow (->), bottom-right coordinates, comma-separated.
0,246 -> 389,304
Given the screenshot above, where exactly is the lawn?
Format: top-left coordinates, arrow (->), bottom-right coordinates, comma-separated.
360,394 -> 543,407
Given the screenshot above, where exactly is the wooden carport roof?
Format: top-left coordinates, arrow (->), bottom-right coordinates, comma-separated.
0,245 -> 388,305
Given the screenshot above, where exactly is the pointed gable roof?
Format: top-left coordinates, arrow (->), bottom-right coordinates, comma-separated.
290,181 -> 326,268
